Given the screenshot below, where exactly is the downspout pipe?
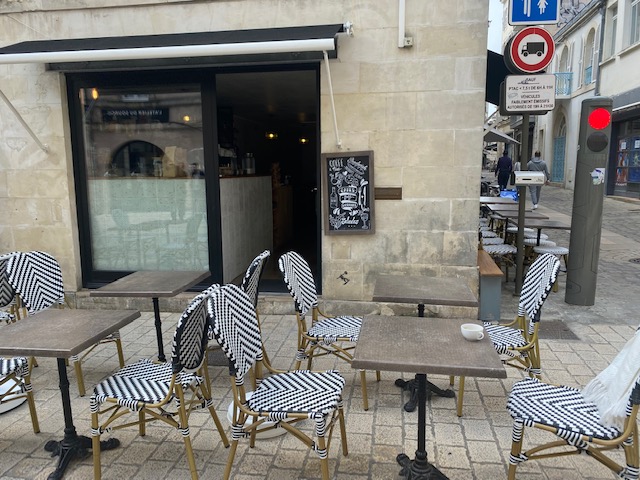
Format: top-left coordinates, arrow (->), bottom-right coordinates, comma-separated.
398,0 -> 406,48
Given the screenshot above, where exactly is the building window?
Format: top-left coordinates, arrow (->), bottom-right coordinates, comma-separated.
607,6 -> 618,57
583,29 -> 595,84
632,0 -> 640,45
77,82 -> 210,275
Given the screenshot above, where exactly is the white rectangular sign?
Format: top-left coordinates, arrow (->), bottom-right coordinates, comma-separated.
504,74 -> 556,113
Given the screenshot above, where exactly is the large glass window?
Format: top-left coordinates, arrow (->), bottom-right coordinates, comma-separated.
80,85 -> 209,272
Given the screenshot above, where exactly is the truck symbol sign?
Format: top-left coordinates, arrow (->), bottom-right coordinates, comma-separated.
521,42 -> 545,56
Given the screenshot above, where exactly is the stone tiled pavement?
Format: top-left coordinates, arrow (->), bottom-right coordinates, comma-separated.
2,184 -> 640,479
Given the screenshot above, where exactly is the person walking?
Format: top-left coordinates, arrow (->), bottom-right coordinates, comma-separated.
494,151 -> 513,191
527,151 -> 550,209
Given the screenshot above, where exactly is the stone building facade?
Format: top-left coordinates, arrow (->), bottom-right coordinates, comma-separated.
0,0 -> 488,305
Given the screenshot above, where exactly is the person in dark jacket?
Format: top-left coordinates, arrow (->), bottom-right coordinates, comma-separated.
494,151 -> 513,191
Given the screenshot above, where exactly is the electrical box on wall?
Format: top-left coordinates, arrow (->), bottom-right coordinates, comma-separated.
513,171 -> 545,185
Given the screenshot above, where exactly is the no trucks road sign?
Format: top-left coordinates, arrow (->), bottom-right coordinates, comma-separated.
504,27 -> 555,74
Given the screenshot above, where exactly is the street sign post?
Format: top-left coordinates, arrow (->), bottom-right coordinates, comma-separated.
504,27 -> 555,74
509,0 -> 560,25
501,74 -> 556,115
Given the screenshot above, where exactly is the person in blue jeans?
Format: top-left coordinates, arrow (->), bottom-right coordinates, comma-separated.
527,151 -> 550,209
494,151 -> 513,191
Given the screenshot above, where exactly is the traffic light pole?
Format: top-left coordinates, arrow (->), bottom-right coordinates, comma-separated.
514,113 -> 529,295
566,97 -> 613,305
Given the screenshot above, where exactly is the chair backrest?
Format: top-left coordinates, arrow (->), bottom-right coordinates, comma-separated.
207,284 -> 263,382
240,250 -> 270,309
518,253 -> 560,323
0,252 -> 18,308
278,251 -> 318,316
170,293 -> 210,373
7,251 -> 64,315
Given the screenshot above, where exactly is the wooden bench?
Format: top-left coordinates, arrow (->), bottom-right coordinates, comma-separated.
477,249 -> 503,322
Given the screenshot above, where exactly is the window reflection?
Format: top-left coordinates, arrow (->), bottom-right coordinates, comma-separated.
81,86 -> 208,272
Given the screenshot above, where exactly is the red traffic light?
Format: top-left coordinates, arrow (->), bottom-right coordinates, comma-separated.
588,108 -> 611,130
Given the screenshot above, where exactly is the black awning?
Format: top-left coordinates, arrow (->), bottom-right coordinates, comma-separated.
486,50 -> 510,106
0,24 -> 348,72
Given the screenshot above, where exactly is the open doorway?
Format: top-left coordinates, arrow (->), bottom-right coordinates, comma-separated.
215,68 -> 320,290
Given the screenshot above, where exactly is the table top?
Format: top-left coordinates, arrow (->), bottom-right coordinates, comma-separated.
374,275 -> 478,307
494,211 -> 549,220
480,196 -> 517,204
90,270 -> 210,298
507,218 -> 571,230
352,315 -> 506,378
0,309 -> 140,358
486,204 -> 531,212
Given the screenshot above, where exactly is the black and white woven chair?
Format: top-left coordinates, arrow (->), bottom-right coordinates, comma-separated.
0,252 -> 20,323
207,284 -> 348,480
454,253 -> 560,416
7,251 -> 124,396
90,293 -> 229,480
0,252 -> 39,433
506,343 -> 640,479
278,251 -> 380,411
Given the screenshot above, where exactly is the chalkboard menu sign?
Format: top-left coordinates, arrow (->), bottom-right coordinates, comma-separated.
321,151 -> 374,235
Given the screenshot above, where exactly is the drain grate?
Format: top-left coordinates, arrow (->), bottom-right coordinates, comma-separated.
630,258 -> 640,264
539,320 -> 579,340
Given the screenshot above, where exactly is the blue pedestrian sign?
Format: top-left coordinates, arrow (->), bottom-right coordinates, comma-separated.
509,0 -> 560,25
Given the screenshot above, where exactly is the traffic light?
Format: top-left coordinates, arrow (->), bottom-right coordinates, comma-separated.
566,97 -> 613,306
578,98 -> 613,156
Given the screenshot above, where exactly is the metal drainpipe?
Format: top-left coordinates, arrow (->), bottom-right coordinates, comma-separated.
594,0 -> 606,96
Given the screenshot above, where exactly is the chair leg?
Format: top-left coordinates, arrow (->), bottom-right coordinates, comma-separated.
507,420 -> 525,480
115,338 -> 125,368
24,375 -> 40,433
223,441 -> 239,480
376,370 -> 381,382
201,376 -> 229,447
449,375 -> 455,387
139,410 -> 146,436
456,376 -> 465,417
360,369 -> 369,411
316,434 -> 330,480
338,404 -> 348,456
175,387 -> 199,480
92,412 -> 102,480
73,357 -> 86,397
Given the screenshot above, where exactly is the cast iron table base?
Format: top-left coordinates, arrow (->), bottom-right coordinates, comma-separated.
44,358 -> 120,480
396,374 -> 449,479
44,436 -> 119,480
395,377 -> 455,412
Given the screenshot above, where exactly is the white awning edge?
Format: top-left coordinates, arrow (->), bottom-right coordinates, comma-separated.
0,38 -> 337,65
0,88 -> 48,152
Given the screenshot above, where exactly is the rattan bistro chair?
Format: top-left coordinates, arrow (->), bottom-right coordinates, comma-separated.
205,250 -> 271,389
0,252 -> 39,433
506,330 -> 640,480
90,293 -> 229,480
208,284 -> 348,480
0,252 -> 20,323
278,251 -> 380,411
454,253 -> 560,416
7,251 -> 124,396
